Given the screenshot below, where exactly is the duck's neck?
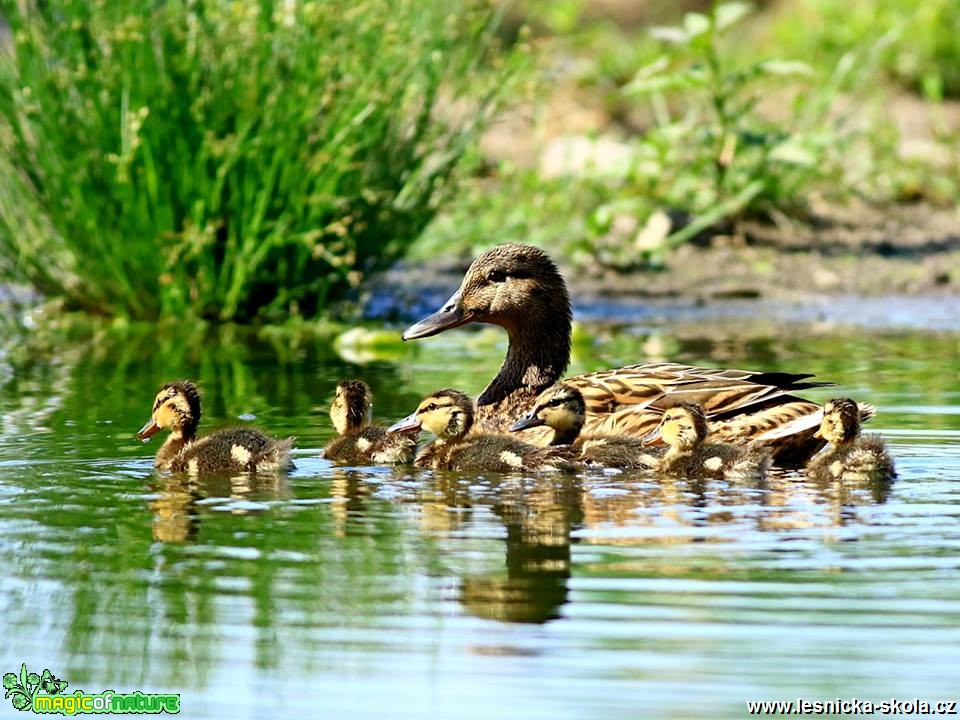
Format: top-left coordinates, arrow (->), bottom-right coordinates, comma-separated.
476,317 -> 571,426
156,430 -> 194,469
551,421 -> 583,446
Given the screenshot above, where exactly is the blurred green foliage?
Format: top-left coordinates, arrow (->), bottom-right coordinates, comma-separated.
0,0 -> 514,321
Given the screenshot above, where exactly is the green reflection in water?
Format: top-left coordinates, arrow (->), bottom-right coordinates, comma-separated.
0,318 -> 958,718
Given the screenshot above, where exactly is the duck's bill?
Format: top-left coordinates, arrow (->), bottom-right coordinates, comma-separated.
402,291 -> 474,340
136,419 -> 160,442
509,414 -> 543,432
387,413 -> 422,435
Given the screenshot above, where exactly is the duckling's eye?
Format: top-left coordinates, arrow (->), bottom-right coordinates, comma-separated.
486,269 -> 507,283
424,403 -> 438,412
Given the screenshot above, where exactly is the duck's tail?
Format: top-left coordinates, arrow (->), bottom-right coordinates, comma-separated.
254,436 -> 296,472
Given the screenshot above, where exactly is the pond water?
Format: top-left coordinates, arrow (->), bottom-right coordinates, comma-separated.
1,303 -> 959,719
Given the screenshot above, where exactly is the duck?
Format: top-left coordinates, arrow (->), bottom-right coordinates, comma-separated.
137,380 -> 294,474
510,382 -> 663,470
387,389 -> 571,473
401,243 -> 869,466
322,380 -> 417,464
650,402 -> 770,479
806,397 -> 896,484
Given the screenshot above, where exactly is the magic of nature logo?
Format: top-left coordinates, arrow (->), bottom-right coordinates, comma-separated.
3,664 -> 180,715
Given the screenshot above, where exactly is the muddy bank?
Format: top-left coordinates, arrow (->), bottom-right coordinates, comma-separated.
369,203 -> 960,331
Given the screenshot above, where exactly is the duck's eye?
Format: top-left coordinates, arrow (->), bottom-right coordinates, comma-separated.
486,269 -> 507,283
424,403 -> 438,413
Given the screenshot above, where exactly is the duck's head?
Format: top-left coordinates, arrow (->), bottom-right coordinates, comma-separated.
388,389 -> 475,441
330,380 -> 372,435
657,403 -> 709,451
509,383 -> 585,436
402,244 -> 571,340
137,380 -> 202,441
816,397 -> 861,444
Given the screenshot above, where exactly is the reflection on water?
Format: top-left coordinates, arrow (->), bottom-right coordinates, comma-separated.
1,318 -> 959,719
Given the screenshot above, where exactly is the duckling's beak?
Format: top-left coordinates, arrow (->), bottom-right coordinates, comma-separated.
136,418 -> 160,442
387,413 -> 422,435
509,413 -> 543,432
402,291 -> 474,340
813,427 -> 824,439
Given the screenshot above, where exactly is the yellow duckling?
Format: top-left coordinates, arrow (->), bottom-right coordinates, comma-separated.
654,403 -> 770,479
137,380 -> 294,474
807,397 -> 896,483
388,389 -> 571,473
323,380 -> 417,464
510,382 -> 663,470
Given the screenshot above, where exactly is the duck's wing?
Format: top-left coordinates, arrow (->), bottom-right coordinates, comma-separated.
564,363 -> 837,467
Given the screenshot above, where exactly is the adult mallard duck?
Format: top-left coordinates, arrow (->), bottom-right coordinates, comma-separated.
651,403 -> 770,480
806,397 -> 896,484
387,389 -> 571,473
323,380 -> 417,464
137,380 -> 294,474
402,243 -> 867,466
510,382 -> 662,470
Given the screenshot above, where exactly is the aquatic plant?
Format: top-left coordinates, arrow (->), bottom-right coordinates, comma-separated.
0,0 -> 510,321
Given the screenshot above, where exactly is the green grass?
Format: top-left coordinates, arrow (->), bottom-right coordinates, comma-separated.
767,0 -> 960,101
0,0 -> 512,321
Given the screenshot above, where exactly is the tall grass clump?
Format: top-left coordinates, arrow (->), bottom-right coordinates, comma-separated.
0,0 -> 509,321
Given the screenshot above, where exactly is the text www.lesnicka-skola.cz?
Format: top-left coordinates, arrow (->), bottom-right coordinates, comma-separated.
746,699 -> 958,715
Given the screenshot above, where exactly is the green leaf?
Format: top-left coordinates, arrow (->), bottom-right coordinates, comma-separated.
624,68 -> 709,95
649,25 -> 688,44
715,2 -> 753,31
683,12 -> 711,38
759,60 -> 814,77
768,142 -> 817,166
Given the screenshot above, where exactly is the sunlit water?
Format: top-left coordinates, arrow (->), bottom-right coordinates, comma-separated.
1,304 -> 959,719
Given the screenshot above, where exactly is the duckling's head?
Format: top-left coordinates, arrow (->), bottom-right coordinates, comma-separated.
817,397 -> 861,444
330,380 -> 372,435
137,380 -> 202,441
388,389 -> 475,441
510,383 -> 585,436
658,403 -> 709,451
402,244 -> 571,340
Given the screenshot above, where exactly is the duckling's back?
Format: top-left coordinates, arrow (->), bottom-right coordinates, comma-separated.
576,436 -> 664,470
172,428 -> 294,474
443,435 -> 571,473
324,425 -> 416,465
661,442 -> 768,480
807,434 -> 896,483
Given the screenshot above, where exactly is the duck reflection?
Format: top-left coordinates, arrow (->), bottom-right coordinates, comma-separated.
148,471 -> 290,543
429,474 -> 583,624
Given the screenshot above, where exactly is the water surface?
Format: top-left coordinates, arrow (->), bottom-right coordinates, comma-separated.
1,308 -> 958,719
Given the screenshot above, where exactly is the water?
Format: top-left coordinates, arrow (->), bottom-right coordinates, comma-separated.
1,306 -> 959,719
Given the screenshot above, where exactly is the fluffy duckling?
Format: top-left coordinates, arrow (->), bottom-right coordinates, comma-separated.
510,383 -> 663,470
806,397 -> 896,483
323,380 -> 417,464
654,403 -> 770,479
137,380 -> 294,474
388,389 -> 570,473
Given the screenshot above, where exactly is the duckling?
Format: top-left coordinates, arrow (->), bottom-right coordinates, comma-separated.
137,380 -> 294,474
510,382 -> 663,470
654,403 -> 770,479
806,397 -> 896,483
322,380 -> 417,464
387,389 -> 571,473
